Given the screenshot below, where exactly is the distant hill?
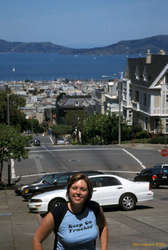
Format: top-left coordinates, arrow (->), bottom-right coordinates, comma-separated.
0,35 -> 168,55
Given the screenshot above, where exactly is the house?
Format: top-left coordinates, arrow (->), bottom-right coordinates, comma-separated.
124,49 -> 168,134
56,94 -> 100,123
101,79 -> 121,116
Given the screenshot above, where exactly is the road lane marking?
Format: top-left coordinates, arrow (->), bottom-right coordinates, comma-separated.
50,136 -> 54,144
122,148 -> 146,169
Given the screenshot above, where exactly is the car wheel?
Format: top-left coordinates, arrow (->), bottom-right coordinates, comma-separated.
119,193 -> 136,211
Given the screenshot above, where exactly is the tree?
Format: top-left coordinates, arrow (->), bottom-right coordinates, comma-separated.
0,124 -> 32,186
51,124 -> 72,141
0,90 -> 27,131
65,110 -> 88,143
82,113 -> 126,144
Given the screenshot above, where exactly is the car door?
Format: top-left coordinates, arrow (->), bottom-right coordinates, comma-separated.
90,176 -> 123,206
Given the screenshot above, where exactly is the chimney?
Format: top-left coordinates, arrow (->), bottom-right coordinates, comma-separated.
159,49 -> 166,55
146,49 -> 151,64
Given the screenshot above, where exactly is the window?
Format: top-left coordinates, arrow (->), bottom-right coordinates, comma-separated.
75,101 -> 79,107
135,65 -> 140,80
91,177 -> 121,187
143,93 -> 147,106
45,174 -> 57,184
163,169 -> 168,174
129,110 -> 132,117
129,88 -> 132,99
166,119 -> 168,133
166,94 -> 168,103
57,175 -> 70,185
135,91 -> 139,102
155,119 -> 159,130
165,73 -> 168,84
143,66 -> 148,81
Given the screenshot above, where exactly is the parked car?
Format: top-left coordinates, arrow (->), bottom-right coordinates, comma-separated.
15,173 -> 58,195
55,137 -> 65,145
28,174 -> 153,214
134,166 -> 168,188
21,170 -> 103,200
153,163 -> 168,170
33,138 -> 40,146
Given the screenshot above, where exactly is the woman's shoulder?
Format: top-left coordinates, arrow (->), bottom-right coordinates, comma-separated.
87,200 -> 100,218
48,198 -> 67,212
50,201 -> 68,233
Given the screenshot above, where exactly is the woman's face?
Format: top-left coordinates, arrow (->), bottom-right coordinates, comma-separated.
69,179 -> 89,206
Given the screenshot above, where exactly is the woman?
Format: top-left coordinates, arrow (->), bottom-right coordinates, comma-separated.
33,173 -> 108,250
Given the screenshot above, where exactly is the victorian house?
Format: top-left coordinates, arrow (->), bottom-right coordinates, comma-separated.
123,49 -> 168,134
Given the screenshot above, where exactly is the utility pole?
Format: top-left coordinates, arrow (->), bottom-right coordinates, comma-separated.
118,72 -> 123,145
7,93 -> 11,185
7,94 -> 10,125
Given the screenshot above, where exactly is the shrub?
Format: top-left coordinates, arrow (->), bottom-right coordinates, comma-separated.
148,135 -> 168,144
135,130 -> 151,139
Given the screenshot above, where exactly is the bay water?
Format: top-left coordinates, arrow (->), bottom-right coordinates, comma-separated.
0,53 -> 128,81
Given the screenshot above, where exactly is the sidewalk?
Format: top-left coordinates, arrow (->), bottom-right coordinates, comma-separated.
121,143 -> 166,150
0,188 -> 53,250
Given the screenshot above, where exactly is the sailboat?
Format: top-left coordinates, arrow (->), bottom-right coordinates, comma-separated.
12,67 -> 16,72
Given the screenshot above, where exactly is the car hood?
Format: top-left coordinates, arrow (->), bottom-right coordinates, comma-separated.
27,183 -> 55,190
31,188 -> 67,200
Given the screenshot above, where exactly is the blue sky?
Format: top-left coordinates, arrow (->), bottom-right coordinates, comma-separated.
1,0 -> 167,48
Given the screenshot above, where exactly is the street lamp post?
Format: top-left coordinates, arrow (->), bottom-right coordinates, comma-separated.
102,73 -> 123,145
118,85 -> 121,145
118,72 -> 123,145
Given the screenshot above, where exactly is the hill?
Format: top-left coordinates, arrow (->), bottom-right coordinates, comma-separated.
0,35 -> 168,55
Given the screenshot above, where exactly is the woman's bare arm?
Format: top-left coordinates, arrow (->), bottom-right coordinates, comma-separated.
33,212 -> 54,250
97,207 -> 108,250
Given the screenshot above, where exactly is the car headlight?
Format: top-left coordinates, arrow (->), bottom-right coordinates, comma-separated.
24,188 -> 29,194
30,199 -> 42,203
21,186 -> 26,191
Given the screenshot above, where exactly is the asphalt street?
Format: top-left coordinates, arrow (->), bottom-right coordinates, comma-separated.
1,185 -> 168,250
1,142 -> 168,250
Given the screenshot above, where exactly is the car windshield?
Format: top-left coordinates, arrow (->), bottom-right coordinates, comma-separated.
140,169 -> 152,176
33,175 -> 47,183
42,174 -> 70,185
162,165 -> 168,170
163,169 -> 168,174
43,174 -> 59,184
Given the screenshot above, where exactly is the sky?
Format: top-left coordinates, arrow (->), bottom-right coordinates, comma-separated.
1,0 -> 168,48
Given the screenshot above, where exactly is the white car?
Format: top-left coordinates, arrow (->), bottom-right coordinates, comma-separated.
28,174 -> 153,214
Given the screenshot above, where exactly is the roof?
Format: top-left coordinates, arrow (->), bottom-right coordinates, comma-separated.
127,54 -> 168,88
57,95 -> 95,109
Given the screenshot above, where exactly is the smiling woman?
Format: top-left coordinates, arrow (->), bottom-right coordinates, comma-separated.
32,173 -> 108,250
